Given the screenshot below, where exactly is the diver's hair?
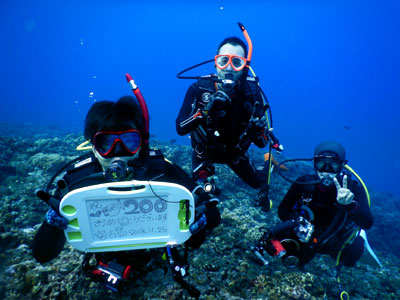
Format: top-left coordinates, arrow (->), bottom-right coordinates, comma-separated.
84,95 -> 145,142
217,36 -> 248,58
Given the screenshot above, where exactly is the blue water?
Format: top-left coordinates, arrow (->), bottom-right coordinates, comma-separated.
1,0 -> 399,195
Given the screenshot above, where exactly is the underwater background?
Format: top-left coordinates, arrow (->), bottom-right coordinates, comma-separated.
1,0 -> 399,195
0,1 -> 399,299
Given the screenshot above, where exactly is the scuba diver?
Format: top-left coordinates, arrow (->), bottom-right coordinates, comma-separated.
252,141 -> 376,299
176,23 -> 283,211
32,78 -> 221,297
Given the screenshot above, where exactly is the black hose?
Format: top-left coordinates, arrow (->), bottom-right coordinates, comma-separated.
275,158 -> 321,185
177,59 -> 216,80
255,84 -> 273,128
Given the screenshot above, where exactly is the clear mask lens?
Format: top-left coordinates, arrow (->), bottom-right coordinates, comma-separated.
215,55 -> 246,71
216,56 -> 230,68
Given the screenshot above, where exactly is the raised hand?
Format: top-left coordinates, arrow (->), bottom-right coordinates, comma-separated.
333,175 -> 354,205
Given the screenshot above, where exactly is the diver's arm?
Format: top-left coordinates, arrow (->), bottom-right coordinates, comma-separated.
248,91 -> 269,148
176,86 -> 203,136
347,181 -> 373,229
32,221 -> 66,263
165,160 -> 221,235
278,183 -> 302,221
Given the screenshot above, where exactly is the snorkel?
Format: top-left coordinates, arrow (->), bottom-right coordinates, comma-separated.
125,73 -> 150,146
238,22 -> 253,79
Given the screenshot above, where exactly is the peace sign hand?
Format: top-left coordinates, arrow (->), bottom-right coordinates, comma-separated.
333,175 -> 354,205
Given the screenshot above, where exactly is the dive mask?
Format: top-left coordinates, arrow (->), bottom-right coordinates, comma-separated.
215,54 -> 247,71
314,156 -> 345,173
93,129 -> 141,158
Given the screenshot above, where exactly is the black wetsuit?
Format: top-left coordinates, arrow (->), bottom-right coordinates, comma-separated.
32,150 -> 220,264
278,173 -> 373,267
176,79 -> 269,188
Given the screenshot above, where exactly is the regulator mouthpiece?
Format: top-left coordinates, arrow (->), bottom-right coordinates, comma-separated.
222,73 -> 235,90
318,172 -> 336,187
104,159 -> 130,182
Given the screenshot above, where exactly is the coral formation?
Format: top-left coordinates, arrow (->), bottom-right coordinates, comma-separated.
0,123 -> 399,300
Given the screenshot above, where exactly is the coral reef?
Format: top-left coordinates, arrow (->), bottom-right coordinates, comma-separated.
0,123 -> 399,300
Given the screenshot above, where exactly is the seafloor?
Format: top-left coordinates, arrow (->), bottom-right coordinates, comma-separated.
0,123 -> 399,300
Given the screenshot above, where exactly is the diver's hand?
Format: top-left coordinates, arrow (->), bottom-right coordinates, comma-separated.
45,208 -> 68,230
204,91 -> 230,113
249,115 -> 267,133
257,185 -> 272,212
212,91 -> 230,103
334,175 -> 354,205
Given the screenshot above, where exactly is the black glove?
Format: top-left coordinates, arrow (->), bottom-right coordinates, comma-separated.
257,185 -> 272,212
203,91 -> 231,114
45,208 -> 68,229
247,115 -> 267,139
250,115 -> 267,130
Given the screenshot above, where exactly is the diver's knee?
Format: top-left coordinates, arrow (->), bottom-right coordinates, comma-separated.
342,236 -> 365,267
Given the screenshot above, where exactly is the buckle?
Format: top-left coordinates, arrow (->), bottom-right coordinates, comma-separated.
90,260 -> 131,292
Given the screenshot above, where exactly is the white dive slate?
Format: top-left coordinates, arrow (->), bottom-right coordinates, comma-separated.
59,180 -> 194,252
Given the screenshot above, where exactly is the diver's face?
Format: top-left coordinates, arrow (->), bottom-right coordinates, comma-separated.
216,43 -> 245,83
314,155 -> 343,187
92,125 -> 141,171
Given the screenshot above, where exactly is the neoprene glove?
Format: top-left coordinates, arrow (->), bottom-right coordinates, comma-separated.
249,115 -> 267,133
45,208 -> 69,230
204,91 -> 230,113
334,175 -> 354,205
